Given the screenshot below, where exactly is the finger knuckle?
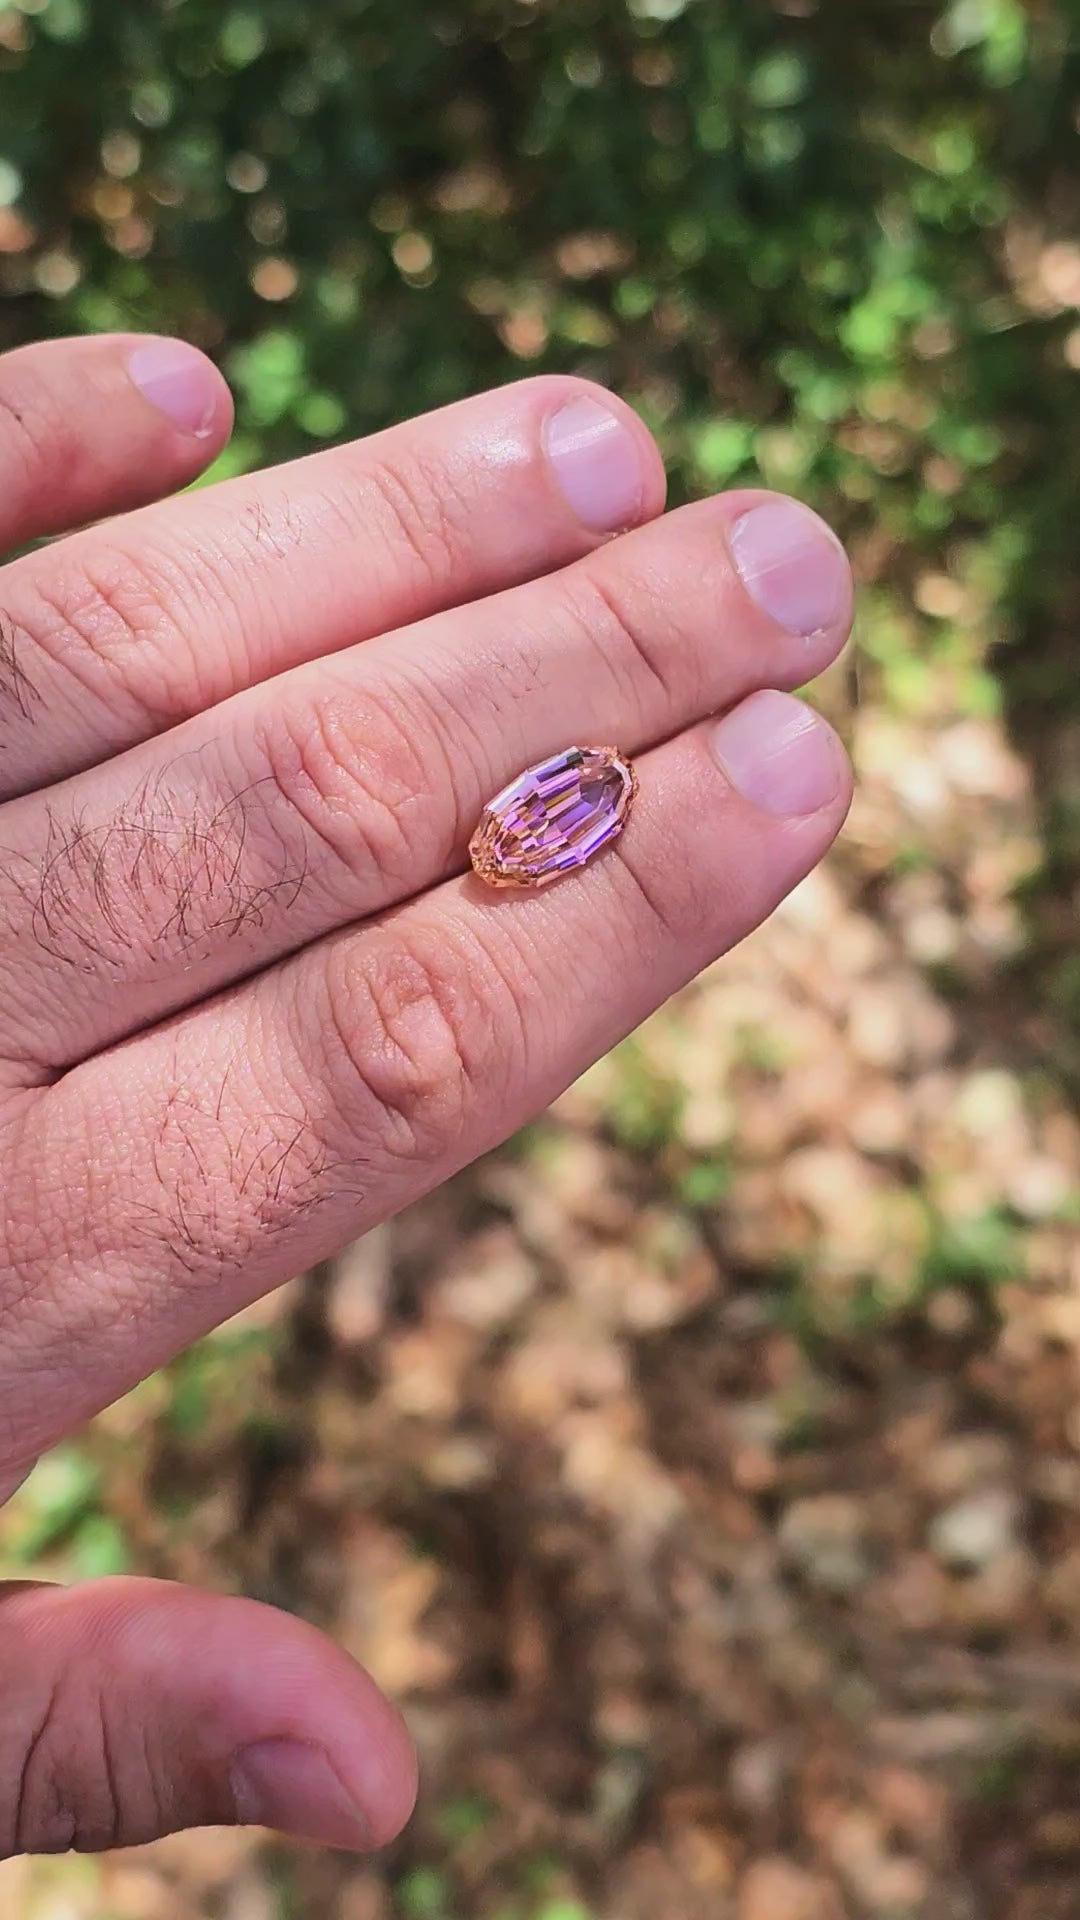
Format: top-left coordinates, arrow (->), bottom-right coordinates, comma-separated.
569,565 -> 677,717
252,683 -> 454,897
2,1681 -> 74,1858
570,527 -> 723,718
321,924 -> 507,1166
12,545 -> 190,733
618,834 -> 711,951
1,1669 -> 120,1857
364,444 -> 476,600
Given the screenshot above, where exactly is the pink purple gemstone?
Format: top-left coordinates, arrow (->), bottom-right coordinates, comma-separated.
470,745 -> 636,888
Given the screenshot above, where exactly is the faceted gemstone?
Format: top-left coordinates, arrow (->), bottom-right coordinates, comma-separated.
469,745 -> 636,889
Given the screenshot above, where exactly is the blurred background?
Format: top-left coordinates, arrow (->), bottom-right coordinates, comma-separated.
0,0 -> 1078,1915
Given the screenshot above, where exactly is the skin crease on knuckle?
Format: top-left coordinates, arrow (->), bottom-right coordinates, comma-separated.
1,1657 -> 103,1857
247,681 -> 455,906
0,1655 -> 176,1858
316,927 -> 503,1171
16,558 -> 185,735
362,448 -> 471,599
0,513 -> 262,789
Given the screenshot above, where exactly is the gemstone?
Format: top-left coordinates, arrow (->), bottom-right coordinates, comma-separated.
469,745 -> 636,889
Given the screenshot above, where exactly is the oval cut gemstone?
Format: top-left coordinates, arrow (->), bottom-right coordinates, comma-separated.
469,746 -> 636,889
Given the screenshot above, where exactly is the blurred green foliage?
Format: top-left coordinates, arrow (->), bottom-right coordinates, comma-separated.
0,0 -> 1073,551
394,1860 -> 594,1920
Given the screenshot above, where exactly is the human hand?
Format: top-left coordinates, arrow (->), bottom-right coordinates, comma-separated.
0,334 -> 853,1857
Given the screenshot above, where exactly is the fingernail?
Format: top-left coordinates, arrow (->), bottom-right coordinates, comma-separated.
230,1739 -> 373,1851
712,689 -> 844,818
729,498 -> 850,637
545,395 -> 647,533
127,338 -> 220,439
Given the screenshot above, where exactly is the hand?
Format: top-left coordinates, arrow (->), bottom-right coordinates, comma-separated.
0,333 -> 853,1857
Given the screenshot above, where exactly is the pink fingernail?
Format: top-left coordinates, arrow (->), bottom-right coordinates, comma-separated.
230,1739 -> 373,1851
127,338 -> 220,439
712,689 -> 844,817
729,498 -> 851,637
545,394 -> 647,533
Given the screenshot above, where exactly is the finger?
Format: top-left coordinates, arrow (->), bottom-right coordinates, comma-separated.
0,1577 -> 415,1857
0,377 -> 664,797
3,694 -> 850,1454
0,334 -> 232,555
0,493 -> 851,1075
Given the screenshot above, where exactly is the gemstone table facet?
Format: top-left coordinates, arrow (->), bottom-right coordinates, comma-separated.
469,746 -> 636,889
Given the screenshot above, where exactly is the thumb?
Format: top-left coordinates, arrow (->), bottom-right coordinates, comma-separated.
0,1577 -> 417,1858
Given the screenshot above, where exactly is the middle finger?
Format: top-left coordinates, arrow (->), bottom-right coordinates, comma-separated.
0,492 -> 851,1077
